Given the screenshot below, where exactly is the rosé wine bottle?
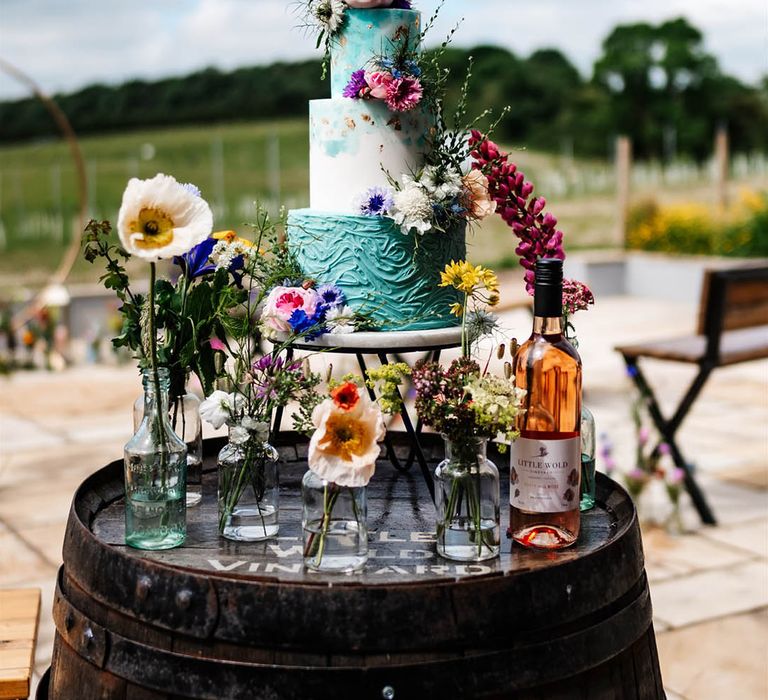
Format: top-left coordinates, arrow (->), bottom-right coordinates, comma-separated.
509,258 -> 582,549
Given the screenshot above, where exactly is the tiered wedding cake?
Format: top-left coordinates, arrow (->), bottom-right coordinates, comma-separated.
287,5 -> 465,331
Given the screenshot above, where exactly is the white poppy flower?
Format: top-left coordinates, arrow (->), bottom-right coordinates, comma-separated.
117,173 -> 213,261
308,384 -> 385,487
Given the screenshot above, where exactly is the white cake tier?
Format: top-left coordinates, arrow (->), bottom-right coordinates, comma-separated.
309,97 -> 428,213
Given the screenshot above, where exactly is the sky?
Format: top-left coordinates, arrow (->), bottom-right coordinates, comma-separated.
0,0 -> 765,101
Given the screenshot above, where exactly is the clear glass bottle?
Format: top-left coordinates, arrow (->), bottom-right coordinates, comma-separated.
301,471 -> 367,573
134,388 -> 202,507
217,432 -> 279,541
510,258 -> 582,549
124,367 -> 187,550
435,436 -> 500,561
580,405 -> 596,511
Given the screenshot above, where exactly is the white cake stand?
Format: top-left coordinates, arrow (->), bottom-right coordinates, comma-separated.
270,326 -> 463,499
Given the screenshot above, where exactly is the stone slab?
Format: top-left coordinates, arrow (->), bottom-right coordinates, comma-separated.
657,609 -> 768,700
651,560 -> 768,629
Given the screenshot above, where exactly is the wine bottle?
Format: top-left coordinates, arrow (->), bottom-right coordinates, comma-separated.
509,258 -> 582,548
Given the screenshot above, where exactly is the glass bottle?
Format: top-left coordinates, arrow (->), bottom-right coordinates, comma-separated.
301,471 -> 367,573
435,436 -> 500,561
510,258 -> 582,549
124,367 -> 187,550
580,405 -> 596,511
217,431 -> 279,541
134,385 -> 202,507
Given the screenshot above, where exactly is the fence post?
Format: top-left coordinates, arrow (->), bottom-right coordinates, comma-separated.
615,135 -> 632,247
714,124 -> 729,212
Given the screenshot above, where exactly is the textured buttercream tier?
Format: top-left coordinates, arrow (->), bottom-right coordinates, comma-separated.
309,98 -> 427,212
287,209 -> 465,331
330,9 -> 421,98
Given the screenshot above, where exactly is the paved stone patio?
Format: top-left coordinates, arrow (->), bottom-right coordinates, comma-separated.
1,295 -> 766,699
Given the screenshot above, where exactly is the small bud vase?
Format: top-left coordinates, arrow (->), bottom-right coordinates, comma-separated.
435,436 -> 500,561
124,368 -> 187,550
217,430 -> 279,541
134,381 -> 203,507
301,471 -> 368,573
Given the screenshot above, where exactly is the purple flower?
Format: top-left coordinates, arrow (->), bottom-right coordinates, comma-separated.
357,186 -> 394,217
343,69 -> 368,99
658,442 -> 671,456
317,283 -> 345,309
174,237 -> 216,279
253,354 -> 283,372
390,0 -> 412,8
181,182 -> 202,197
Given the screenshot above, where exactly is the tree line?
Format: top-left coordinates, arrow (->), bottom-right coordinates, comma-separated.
1,17 -> 765,160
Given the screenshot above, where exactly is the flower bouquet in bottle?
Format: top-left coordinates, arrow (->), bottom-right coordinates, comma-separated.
302,378 -> 387,572
412,261 -> 526,561
82,174 -> 220,549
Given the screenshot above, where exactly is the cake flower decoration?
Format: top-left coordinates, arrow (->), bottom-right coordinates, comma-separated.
356,186 -> 394,217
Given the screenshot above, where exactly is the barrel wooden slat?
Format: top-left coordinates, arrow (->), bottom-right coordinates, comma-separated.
45,432 -> 664,699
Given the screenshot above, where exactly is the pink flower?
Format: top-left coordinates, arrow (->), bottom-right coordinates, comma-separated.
658,443 -> 671,456
562,278 -> 595,315
262,286 -> 320,334
461,170 -> 496,221
638,426 -> 650,446
209,337 -> 226,351
365,70 -> 393,99
385,75 -> 423,112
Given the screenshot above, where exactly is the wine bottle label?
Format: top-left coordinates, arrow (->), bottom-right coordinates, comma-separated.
509,436 -> 581,513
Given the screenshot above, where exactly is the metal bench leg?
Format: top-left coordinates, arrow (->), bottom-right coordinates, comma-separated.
355,353 -> 416,475
376,352 -> 435,501
624,357 -> 717,525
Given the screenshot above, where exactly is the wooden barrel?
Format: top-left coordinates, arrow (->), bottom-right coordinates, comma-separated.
45,433 -> 664,699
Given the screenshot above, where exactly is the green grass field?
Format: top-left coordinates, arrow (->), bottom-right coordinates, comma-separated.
1,118 -> 765,293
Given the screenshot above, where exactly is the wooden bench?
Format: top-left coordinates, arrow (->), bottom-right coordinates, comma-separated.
0,589 -> 41,700
616,265 -> 768,524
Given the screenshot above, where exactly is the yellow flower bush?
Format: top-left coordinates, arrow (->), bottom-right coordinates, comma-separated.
627,190 -> 768,257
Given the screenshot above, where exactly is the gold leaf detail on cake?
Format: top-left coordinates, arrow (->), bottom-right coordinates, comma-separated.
345,117 -> 356,130
361,114 -> 372,123
387,116 -> 402,131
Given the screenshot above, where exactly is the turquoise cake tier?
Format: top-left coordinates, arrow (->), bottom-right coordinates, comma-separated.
330,8 -> 421,99
287,209 -> 465,331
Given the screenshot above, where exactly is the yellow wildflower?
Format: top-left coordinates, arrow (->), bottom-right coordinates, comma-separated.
449,302 -> 464,317
213,230 -> 253,248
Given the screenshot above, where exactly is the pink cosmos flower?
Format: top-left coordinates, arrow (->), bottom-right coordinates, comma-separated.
365,70 -> 393,99
385,75 -> 423,112
262,286 -> 320,334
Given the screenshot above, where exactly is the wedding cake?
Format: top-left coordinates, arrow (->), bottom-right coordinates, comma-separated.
287,3 -> 466,331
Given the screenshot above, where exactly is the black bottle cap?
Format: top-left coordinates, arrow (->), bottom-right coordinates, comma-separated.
534,258 -> 563,318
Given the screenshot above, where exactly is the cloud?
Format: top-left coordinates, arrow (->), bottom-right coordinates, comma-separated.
0,0 -> 764,101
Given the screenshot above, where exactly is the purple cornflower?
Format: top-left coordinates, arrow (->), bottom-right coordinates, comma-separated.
181,182 -> 202,197
357,186 -> 394,217
317,283 -> 345,309
343,69 -> 368,99
390,0 -> 412,8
